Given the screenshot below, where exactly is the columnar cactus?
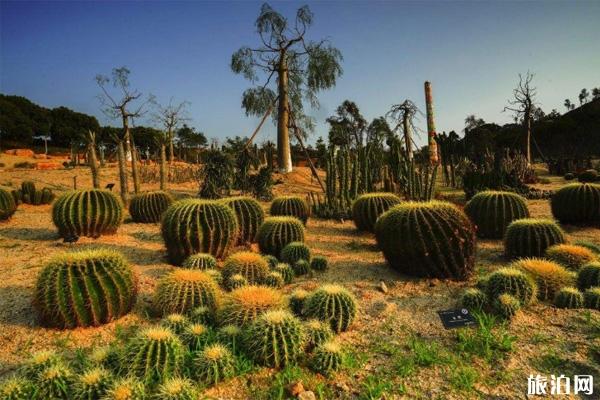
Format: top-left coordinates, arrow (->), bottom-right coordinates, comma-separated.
351,192 -> 402,232
545,244 -> 596,271
161,314 -> 189,335
310,341 -> 343,376
52,189 -> 124,240
182,253 -> 218,270
486,267 -> 537,305
226,273 -> 248,290
0,187 -> 17,221
129,191 -> 174,223
464,191 -> 530,239
14,181 -> 55,205
73,367 -> 113,399
219,285 -> 286,327
257,216 -> 305,257
460,288 -> 488,311
245,310 -> 305,368
577,262 -> 600,291
584,287 -> 600,310
551,183 -> 600,225
103,378 -> 146,400
222,251 -> 270,286
154,269 -> 221,316
273,263 -> 294,284
161,199 -> 238,264
289,289 -> 309,316
270,196 -> 310,224
493,294 -> 520,319
37,364 -> 74,399
304,284 -> 357,333
0,377 -> 34,400
374,201 -> 476,280
554,287 -> 584,309
280,242 -> 311,265
222,196 -> 265,244
123,327 -> 184,385
293,259 -> 310,276
512,258 -> 575,301
155,378 -> 199,400
34,249 -> 138,328
193,344 -> 235,385
264,271 -> 284,288
504,218 -> 566,259
304,319 -> 334,350
310,256 -> 328,272
181,323 -> 213,351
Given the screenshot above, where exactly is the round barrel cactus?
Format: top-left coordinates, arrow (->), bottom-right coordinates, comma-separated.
280,242 -> 311,265
464,191 -> 529,239
460,288 -> 488,311
222,251 -> 270,286
182,253 -> 217,270
52,189 -> 124,240
584,287 -> 600,309
551,183 -> 600,225
375,201 -> 476,280
160,313 -> 189,335
493,294 -> 520,319
486,267 -> 537,305
34,249 -> 137,328
270,196 -> 310,224
193,343 -> 235,385
103,378 -> 146,400
351,192 -> 402,232
154,269 -> 221,316
304,319 -> 334,350
181,323 -> 213,351
504,218 -> 566,259
304,284 -> 357,333
219,285 -> 286,327
245,310 -> 305,368
554,287 -> 584,309
273,263 -> 294,284
161,199 -> 238,264
310,256 -> 328,272
129,191 -> 174,223
263,254 -> 279,269
155,378 -> 198,400
310,341 -> 343,376
226,274 -> 248,290
73,367 -> 113,399
0,187 -> 17,221
289,289 -> 309,316
257,216 -> 305,257
264,271 -> 284,288
545,244 -> 596,271
577,262 -> 600,291
222,196 -> 265,244
512,258 -> 574,301
37,363 -> 73,399
293,259 -> 310,276
0,377 -> 34,400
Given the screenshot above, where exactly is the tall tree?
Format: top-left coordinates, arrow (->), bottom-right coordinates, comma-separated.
326,100 -> 367,148
578,88 -> 590,105
387,100 -> 420,160
231,3 -> 343,173
503,72 -> 537,164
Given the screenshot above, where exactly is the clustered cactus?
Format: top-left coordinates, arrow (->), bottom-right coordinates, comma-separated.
493,294 -> 521,319
551,183 -> 600,225
52,189 -> 124,240
270,196 -> 310,224
272,263 -> 294,284
12,181 -> 55,205
464,190 -> 530,239
504,218 -> 566,259
129,190 -> 174,223
460,288 -> 488,311
154,377 -> 198,400
0,377 -> 34,399
154,269 -> 221,316
375,201 -> 476,280
219,285 -> 286,326
33,249 -> 137,328
577,262 -> 600,290
193,344 -> 235,385
257,216 -> 305,257
304,284 -> 357,333
351,192 -> 402,232
310,341 -> 343,376
181,323 -> 213,351
545,244 -> 596,271
103,377 -> 146,400
293,260 -> 310,276
161,313 -> 189,335
73,367 -> 113,399
280,241 -> 311,265
0,187 -> 17,220
37,363 -> 74,399
264,271 -> 284,288
554,287 -> 584,309
222,196 -> 265,244
161,199 -> 238,264
512,258 -> 574,301
182,253 -> 217,270
222,251 -> 270,286
486,267 -> 537,305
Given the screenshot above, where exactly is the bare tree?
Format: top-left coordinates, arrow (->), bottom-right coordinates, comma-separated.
386,100 -> 421,160
85,130 -> 100,188
504,72 -> 537,164
96,67 -> 152,202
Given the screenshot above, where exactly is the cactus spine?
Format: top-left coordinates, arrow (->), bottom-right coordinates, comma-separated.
0,187 -> 17,220
222,196 -> 265,244
222,251 -> 270,286
464,191 -> 529,238
182,253 -> 217,270
193,343 -> 235,385
257,216 -> 305,257
0,377 -> 34,400
351,193 -> 402,232
577,262 -> 600,291
513,258 -> 575,301
310,341 -> 343,376
270,196 -> 310,224
219,285 -> 286,327
280,242 -> 311,265
154,269 -> 221,316
551,183 -> 600,225
504,218 -> 566,259
486,267 -> 537,305
304,284 -> 357,333
129,190 -> 174,223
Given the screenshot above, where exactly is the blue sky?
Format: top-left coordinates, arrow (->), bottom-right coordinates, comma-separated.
1,0 -> 599,146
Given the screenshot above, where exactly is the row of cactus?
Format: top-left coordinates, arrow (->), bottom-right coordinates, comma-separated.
387,144 -> 438,201
464,190 -> 530,239
504,218 -> 566,258
0,187 -> 17,220
351,192 -> 402,232
11,181 -> 55,205
550,182 -> 600,225
129,190 -> 174,223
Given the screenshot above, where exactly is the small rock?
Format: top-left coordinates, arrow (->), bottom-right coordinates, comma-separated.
334,382 -> 350,393
298,391 -> 316,400
379,281 -> 388,293
288,381 -> 305,396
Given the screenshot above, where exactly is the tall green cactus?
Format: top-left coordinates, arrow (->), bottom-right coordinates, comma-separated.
154,269 -> 222,316
257,216 -> 305,257
33,249 -> 138,328
504,218 -> 566,258
464,191 -> 530,238
270,196 -> 310,224
129,191 -> 174,223
0,187 -> 17,220
221,196 -> 265,244
161,199 -> 238,264
551,183 -> 600,225
351,192 -> 402,232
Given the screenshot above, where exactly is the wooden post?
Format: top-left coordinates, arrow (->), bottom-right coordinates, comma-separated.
424,81 -> 439,165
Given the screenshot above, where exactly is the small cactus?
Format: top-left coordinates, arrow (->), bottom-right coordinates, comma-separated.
293,259 -> 310,276
103,377 -> 146,400
464,191 -> 530,239
504,218 -> 566,259
513,258 -> 575,301
245,310 -> 305,367
216,325 -> 242,353
193,343 -> 235,385
486,267 -> 537,305
577,262 -> 600,291
551,183 -> 600,225
289,289 -> 309,316
545,244 -> 596,271
222,196 -> 265,244
310,341 -> 343,376
264,271 -> 284,288
37,363 -> 74,399
304,284 -> 357,333
205,269 -> 223,286
0,187 -> 17,221
263,254 -> 279,269
189,305 -> 215,326
129,190 -> 174,223
273,263 -> 294,284
181,253 -> 217,270
226,273 -> 248,290
310,256 -> 328,272
14,181 -> 55,205
155,377 -> 199,400
351,192 -> 402,232
87,346 -> 119,371
73,367 -> 113,399
493,294 -> 520,319
460,288 -> 488,311
0,377 -> 34,400
584,287 -> 600,309
219,285 -> 286,327
161,313 -> 189,335
304,319 -> 334,350
257,216 -> 305,257
280,242 -> 311,265
554,287 -> 584,309
154,269 -> 221,316
222,251 -> 270,286
270,196 -> 310,224
21,349 -> 61,378
181,323 -> 213,351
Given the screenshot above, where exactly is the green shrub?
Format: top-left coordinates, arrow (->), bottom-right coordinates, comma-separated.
154,269 -> 221,316
577,262 -> 600,291
486,267 -> 537,305
13,161 -> 35,169
226,273 -> 248,290
293,259 -> 310,276
273,263 -> 293,284
304,284 -> 357,333
280,242 -> 311,265
181,323 -> 213,351
52,189 -> 124,240
193,343 -> 235,385
0,377 -> 34,400
513,258 -> 575,301
160,313 -> 189,335
351,192 -> 402,232
0,187 -> 17,220
270,196 -> 310,224
257,216 -> 305,257
310,341 -> 343,376
464,191 -> 529,239
103,377 -> 145,400
584,287 -> 600,310
504,218 -> 566,259
375,201 -> 476,280
554,287 -> 584,309
73,367 -> 113,399
161,199 -> 238,264
33,249 -> 137,328
578,169 -> 598,183
304,319 -> 334,350
545,244 -> 596,271
182,253 -> 217,270
222,196 -> 265,244
310,256 -> 328,272
289,289 -> 309,317
551,183 -> 600,224
222,251 -> 269,286
493,294 -> 520,320
155,377 -> 199,400
264,271 -> 284,288
219,285 -> 286,327
128,190 -> 173,223
460,288 -> 488,311
245,310 -> 305,367
263,254 -> 279,269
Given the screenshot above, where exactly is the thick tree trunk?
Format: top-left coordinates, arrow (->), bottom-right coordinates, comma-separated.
402,114 -> 413,160
525,113 -> 532,164
277,54 -> 293,173
123,116 -> 140,194
424,81 -> 439,165
116,140 -> 129,204
160,142 -> 167,190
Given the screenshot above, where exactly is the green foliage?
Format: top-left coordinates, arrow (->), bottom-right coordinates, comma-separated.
37,363 -> 74,399
198,148 -> 235,199
257,216 -> 305,256
181,253 -> 217,270
73,367 -> 113,399
513,258 -> 575,301
545,244 -> 597,271
551,183 -> 600,224
128,190 -> 174,223
577,262 -> 600,290
351,193 -> 402,232
460,288 -> 488,311
304,284 -> 357,333
289,289 -> 309,317
584,287 -> 600,309
222,251 -> 270,286
270,196 -> 310,224
486,267 -> 537,305
154,378 -> 199,400
292,259 -> 310,276
193,343 -> 235,385
33,249 -> 137,328
160,313 -> 189,335
280,241 -> 311,265
0,187 -> 17,220
375,201 -> 476,280
493,294 -> 520,319
219,285 -> 286,327
161,199 -> 238,264
310,256 -> 328,272
181,323 -> 213,351
455,312 -> 516,363
464,190 -> 529,239
102,377 -> 146,400
264,271 -> 284,288
304,319 -> 334,350
154,269 -> 221,316
554,287 -> 584,309
310,341 -> 343,376
578,169 -> 598,183
244,310 -> 305,368
504,218 -> 566,258
221,196 -> 265,244
0,377 -> 34,400
52,189 -> 124,240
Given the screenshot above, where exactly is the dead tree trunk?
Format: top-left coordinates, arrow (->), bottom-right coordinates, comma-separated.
277,54 -> 293,173
87,131 -> 101,189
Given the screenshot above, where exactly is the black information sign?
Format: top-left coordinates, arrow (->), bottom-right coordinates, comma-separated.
437,308 -> 477,329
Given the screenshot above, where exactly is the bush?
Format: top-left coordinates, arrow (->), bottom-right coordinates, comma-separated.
73,367 -> 113,399
52,189 -> 124,240
554,287 -> 584,309
375,201 -> 476,280
584,287 -> 600,310
310,341 -> 343,376
464,191 -> 529,239
155,377 -> 199,400
504,218 -> 566,259
486,267 -> 537,305
310,256 -> 328,272
161,199 -> 238,264
154,269 -> 221,316
577,262 -> 600,291
222,251 -> 270,286
182,253 -> 217,270
221,196 -> 265,244
33,249 -> 137,328
257,216 -> 305,257
512,258 -> 575,301
578,169 -> 598,183
280,242 -> 311,265
551,183 -> 600,225
270,196 -> 310,224
460,288 -> 488,311
493,294 -> 520,320
545,244 -> 596,270
129,191 -> 174,223
0,187 -> 17,221
351,192 -> 402,232
198,148 -> 234,199
193,343 -> 235,385
304,284 -> 357,333
219,285 -> 286,327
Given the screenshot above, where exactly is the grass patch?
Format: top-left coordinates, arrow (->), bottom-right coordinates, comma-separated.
358,375 -> 395,400
455,312 -> 515,363
449,365 -> 479,392
257,365 -> 332,400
